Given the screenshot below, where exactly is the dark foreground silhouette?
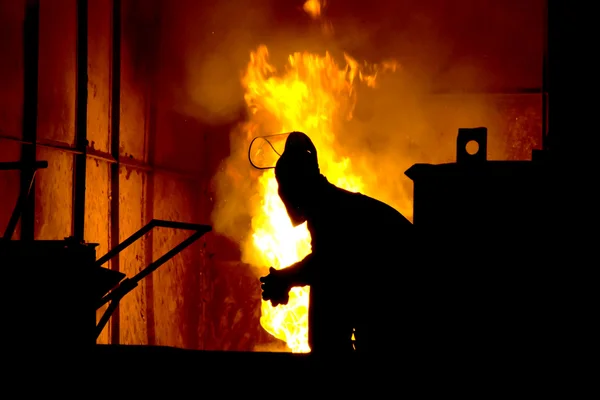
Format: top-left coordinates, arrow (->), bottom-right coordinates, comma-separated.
260,132 -> 414,356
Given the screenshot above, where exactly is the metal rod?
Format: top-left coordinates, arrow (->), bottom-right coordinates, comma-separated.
95,296 -> 117,338
20,0 -> 40,241
109,0 -> 122,345
96,282 -> 132,339
0,161 -> 47,239
0,161 -> 48,170
3,170 -> 37,240
96,226 -> 210,310
0,134 -> 199,180
545,0 -> 566,155
152,220 -> 212,230
95,219 -> 211,267
73,0 -> 89,242
95,223 -> 211,338
133,229 -> 208,284
95,220 -> 156,267
0,135 -> 83,155
144,56 -> 157,346
429,88 -> 543,95
541,0 -> 549,151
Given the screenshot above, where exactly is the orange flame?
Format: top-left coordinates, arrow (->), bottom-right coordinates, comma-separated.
303,0 -> 322,20
239,45 -> 396,352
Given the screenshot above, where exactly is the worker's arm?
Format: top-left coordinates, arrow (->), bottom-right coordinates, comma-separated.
277,253 -> 317,287
259,253 -> 318,306
260,220 -> 326,305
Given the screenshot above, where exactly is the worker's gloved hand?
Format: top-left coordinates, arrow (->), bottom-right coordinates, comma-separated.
260,267 -> 291,307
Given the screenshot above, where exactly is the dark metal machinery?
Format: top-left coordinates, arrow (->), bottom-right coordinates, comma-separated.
405,128 -> 556,362
400,0 -> 578,366
0,161 -> 100,355
0,0 -> 213,358
0,161 -> 212,352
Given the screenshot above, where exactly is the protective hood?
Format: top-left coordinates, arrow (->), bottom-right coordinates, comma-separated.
249,131 -> 320,227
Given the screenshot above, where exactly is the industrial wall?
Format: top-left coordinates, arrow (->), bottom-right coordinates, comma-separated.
0,0 -> 211,349
0,0 -> 545,351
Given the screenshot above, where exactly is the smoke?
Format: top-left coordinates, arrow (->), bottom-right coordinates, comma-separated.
163,0 -> 278,124
165,0 -> 542,247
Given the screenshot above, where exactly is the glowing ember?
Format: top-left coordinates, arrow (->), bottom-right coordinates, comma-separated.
239,45 -> 396,352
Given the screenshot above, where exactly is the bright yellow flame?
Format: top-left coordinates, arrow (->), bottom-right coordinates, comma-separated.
240,45 -> 396,352
303,0 -> 322,19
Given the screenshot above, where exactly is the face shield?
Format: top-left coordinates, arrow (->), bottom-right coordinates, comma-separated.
248,132 -> 292,170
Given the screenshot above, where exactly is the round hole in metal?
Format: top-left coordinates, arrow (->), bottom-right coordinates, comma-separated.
466,140 -> 479,155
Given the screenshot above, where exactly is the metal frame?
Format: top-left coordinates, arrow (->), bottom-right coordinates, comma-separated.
95,219 -> 212,339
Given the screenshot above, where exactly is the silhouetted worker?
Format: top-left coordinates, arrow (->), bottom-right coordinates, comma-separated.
260,131 -> 414,356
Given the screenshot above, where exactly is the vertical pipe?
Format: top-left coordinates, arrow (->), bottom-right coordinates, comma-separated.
20,0 -> 40,241
73,0 -> 88,241
545,0 -> 569,156
541,0 -> 549,151
144,113 -> 156,346
144,1 -> 162,347
144,171 -> 156,345
109,0 -> 122,345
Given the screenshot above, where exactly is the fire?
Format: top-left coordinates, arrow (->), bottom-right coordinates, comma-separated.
240,45 -> 396,352
303,0 -> 322,19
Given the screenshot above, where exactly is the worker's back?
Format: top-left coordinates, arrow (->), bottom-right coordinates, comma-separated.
305,179 -> 415,354
266,131 -> 420,356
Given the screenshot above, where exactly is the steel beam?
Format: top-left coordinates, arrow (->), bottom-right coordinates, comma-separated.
20,0 -> 41,240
